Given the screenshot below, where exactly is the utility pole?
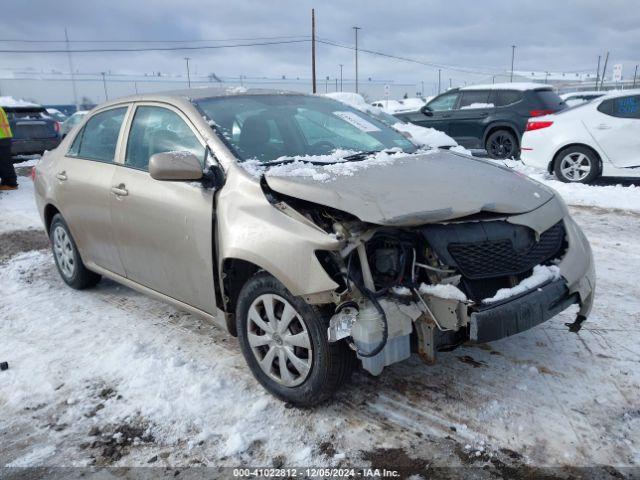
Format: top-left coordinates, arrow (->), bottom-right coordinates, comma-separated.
437,69 -> 441,94
600,51 -> 609,91
595,55 -> 601,91
353,26 -> 361,93
184,57 -> 191,88
510,45 -> 516,82
311,9 -> 317,94
134,81 -> 138,94
421,80 -> 424,97
449,78 -> 452,89
65,28 -> 79,110
325,76 -> 329,93
101,72 -> 108,101
339,64 -> 343,92
335,77 -> 338,91
633,65 -> 638,88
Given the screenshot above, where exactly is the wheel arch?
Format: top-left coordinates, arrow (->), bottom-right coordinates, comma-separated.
552,143 -> 603,176
43,203 -> 61,234
483,122 -> 520,147
220,257 -> 263,336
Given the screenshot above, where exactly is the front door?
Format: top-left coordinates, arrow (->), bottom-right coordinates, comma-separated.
109,103 -> 217,314
403,91 -> 460,136
586,95 -> 640,168
447,90 -> 493,148
53,106 -> 129,276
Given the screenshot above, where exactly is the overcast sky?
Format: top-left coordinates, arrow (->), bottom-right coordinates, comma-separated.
1,0 -> 639,103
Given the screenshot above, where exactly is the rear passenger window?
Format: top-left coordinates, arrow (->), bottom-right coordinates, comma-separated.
611,96 -> 640,119
125,106 -> 205,171
490,90 -> 523,107
458,91 -> 492,109
68,107 -> 127,162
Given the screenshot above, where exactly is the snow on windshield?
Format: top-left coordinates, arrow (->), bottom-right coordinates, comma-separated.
240,148 -> 434,182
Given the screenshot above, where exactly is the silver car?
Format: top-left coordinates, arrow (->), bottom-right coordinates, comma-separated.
33,88 -> 595,405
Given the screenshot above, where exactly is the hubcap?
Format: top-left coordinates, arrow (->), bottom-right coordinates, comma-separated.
52,225 -> 75,279
246,294 -> 312,387
560,152 -> 592,182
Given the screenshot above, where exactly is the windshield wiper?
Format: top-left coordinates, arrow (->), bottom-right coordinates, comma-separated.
341,150 -> 380,161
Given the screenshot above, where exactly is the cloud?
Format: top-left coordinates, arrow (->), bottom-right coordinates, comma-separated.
1,0 -> 638,102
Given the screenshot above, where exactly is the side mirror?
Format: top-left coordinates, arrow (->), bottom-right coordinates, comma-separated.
201,163 -> 225,189
420,105 -> 434,116
149,151 -> 203,181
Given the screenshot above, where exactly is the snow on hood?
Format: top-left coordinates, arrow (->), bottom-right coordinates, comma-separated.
264,150 -> 555,226
0,96 -> 40,108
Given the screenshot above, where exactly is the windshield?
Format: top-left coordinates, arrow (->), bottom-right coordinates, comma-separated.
194,94 -> 417,163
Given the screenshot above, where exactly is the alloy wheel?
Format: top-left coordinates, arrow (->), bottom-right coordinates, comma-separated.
53,225 -> 75,279
560,152 -> 592,182
489,134 -> 515,158
246,293 -> 312,387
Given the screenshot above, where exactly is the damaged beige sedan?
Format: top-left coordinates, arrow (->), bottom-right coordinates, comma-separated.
34,88 -> 595,405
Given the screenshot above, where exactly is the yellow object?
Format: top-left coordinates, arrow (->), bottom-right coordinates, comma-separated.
0,107 -> 13,139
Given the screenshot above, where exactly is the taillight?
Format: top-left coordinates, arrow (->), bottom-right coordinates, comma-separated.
54,122 -> 61,134
30,166 -> 36,181
529,109 -> 554,117
526,121 -> 553,132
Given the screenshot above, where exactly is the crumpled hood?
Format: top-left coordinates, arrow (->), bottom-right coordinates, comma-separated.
264,151 -> 554,226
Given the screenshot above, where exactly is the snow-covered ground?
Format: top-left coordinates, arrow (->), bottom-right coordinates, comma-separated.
1,159 -> 639,475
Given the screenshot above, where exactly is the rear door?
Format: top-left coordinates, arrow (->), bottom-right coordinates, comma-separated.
447,90 -> 493,148
401,91 -> 459,135
52,106 -> 130,275
585,95 -> 640,168
109,103 -> 217,314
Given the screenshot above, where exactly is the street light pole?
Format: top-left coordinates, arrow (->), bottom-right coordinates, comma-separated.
184,57 -> 191,88
65,28 -> 79,110
353,26 -> 361,93
101,72 -> 108,101
311,9 -> 317,94
437,69 -> 441,94
339,64 -> 343,92
633,65 -> 638,88
510,45 -> 516,82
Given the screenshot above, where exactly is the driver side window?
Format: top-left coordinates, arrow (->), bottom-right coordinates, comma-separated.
125,106 -> 205,171
427,93 -> 460,111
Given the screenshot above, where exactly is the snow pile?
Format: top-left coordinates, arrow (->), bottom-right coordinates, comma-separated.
460,103 -> 494,110
0,172 -> 41,233
419,283 -> 468,302
324,92 -> 369,109
482,265 -> 560,304
0,96 -> 40,108
498,160 -> 640,212
226,86 -> 247,94
241,149 -> 420,182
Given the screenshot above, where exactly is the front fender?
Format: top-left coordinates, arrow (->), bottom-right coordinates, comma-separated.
216,165 -> 341,297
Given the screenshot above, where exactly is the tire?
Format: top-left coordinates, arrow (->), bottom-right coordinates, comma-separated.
49,214 -> 101,289
485,129 -> 518,159
553,146 -> 600,184
236,272 -> 355,406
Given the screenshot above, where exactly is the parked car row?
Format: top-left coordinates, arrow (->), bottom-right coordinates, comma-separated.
33,88 -> 595,405
394,83 -> 567,159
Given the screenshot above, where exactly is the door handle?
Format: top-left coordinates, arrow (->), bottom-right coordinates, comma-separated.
56,171 -> 67,181
479,112 -> 488,117
596,124 -> 612,130
111,184 -> 129,197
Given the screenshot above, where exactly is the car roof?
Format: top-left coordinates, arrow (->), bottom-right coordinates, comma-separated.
459,82 -> 553,92
560,90 -> 605,98
599,88 -> 640,99
96,87 -> 306,111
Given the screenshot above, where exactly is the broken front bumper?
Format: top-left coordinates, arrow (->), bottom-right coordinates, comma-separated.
469,279 -> 577,343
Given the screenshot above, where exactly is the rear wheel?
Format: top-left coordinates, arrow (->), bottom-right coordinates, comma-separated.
236,272 -> 354,406
485,129 -> 518,159
50,214 -> 101,289
554,146 -> 599,184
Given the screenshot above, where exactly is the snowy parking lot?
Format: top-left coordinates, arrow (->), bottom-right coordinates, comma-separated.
1,159 -> 639,477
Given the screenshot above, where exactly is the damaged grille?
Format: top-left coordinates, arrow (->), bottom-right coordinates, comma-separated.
447,221 -> 565,279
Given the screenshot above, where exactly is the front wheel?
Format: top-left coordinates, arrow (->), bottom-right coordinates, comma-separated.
485,129 -> 518,159
236,272 -> 354,406
554,146 -> 600,184
50,214 -> 101,289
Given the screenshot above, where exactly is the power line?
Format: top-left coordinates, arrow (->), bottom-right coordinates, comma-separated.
0,38 -> 311,53
0,34 -> 311,44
